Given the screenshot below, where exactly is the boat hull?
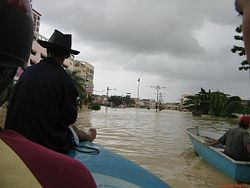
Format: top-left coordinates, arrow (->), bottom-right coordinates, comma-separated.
187,128 -> 250,183
68,141 -> 170,188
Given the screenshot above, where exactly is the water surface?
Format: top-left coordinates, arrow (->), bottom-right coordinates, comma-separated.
1,106 -> 248,187
76,107 -> 247,188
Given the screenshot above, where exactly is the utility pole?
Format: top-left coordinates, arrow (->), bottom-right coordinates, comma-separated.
158,92 -> 166,111
137,78 -> 140,107
150,85 -> 166,112
84,75 -> 88,98
105,86 -> 116,113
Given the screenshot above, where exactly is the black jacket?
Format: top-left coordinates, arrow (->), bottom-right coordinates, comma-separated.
5,57 -> 78,153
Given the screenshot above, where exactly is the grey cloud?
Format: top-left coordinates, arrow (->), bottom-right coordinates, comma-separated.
32,0 -> 250,101
33,0 -> 211,56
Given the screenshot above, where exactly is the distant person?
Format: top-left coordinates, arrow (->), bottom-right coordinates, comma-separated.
207,116 -> 250,161
5,29 -> 97,153
0,0 -> 96,187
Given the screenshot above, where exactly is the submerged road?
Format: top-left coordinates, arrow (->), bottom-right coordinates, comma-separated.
77,107 -> 245,188
1,106 -> 248,187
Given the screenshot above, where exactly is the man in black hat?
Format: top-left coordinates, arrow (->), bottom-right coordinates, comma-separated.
0,1 -> 96,187
5,29 -> 97,153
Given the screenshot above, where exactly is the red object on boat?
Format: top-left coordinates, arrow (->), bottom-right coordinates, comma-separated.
239,115 -> 250,125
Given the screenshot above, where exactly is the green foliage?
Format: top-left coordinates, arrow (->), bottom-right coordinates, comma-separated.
231,24 -> 249,71
239,60 -> 249,71
183,95 -> 198,107
221,101 -> 242,117
183,88 -> 210,114
198,88 -> 210,114
66,70 -> 85,94
108,96 -> 123,107
66,70 -> 86,108
108,95 -> 135,107
88,103 -> 101,110
209,92 -> 228,116
242,100 -> 250,114
242,106 -> 250,114
235,25 -> 242,33
184,88 -> 245,117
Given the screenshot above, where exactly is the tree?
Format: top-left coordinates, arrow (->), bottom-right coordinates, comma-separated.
209,91 -> 229,116
183,88 -> 211,115
198,88 -> 211,114
66,70 -> 85,108
242,101 -> 250,114
184,89 -> 244,117
231,25 -> 249,71
221,101 -> 242,117
108,96 -> 123,107
107,95 -> 135,108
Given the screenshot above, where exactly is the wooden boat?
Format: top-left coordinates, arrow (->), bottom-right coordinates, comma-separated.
186,127 -> 250,183
68,141 -> 171,188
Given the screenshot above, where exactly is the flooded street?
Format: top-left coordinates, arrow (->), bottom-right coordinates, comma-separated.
1,107 -> 249,187
76,107 -> 247,188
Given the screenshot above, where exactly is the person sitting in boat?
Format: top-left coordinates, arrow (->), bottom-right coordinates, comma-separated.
207,115 -> 250,161
0,1 -> 96,187
4,29 -> 97,154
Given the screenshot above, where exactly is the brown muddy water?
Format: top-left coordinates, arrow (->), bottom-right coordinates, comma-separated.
1,107 -> 250,188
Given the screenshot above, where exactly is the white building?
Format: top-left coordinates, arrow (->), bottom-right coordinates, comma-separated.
32,8 -> 41,39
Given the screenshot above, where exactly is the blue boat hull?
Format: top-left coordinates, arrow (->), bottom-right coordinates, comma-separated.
68,141 -> 170,188
187,128 -> 250,183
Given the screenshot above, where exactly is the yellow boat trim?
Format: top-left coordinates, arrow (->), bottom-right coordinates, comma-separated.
0,139 -> 42,188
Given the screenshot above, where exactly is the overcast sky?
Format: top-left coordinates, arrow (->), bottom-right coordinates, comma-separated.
32,0 -> 250,102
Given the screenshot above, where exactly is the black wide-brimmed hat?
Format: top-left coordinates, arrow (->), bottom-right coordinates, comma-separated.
37,29 -> 80,55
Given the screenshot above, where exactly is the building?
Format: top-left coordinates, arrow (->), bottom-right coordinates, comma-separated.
29,34 -> 47,66
32,8 -> 41,39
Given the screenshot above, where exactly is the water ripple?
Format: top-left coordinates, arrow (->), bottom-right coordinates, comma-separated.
76,107 -> 237,187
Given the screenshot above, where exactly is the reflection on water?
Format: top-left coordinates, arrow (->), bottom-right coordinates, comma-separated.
76,107 -> 246,188
0,106 -> 248,187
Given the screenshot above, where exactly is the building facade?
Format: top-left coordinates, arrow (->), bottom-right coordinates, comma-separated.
32,8 -> 41,39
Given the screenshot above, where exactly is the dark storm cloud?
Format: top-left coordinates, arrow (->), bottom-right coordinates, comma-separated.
32,0 -> 250,101
33,0 -> 213,56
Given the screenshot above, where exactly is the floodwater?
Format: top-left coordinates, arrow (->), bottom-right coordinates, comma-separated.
1,106 -> 249,188
76,107 -> 249,188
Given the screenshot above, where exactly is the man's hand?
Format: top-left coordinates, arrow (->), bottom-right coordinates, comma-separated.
206,140 -> 220,147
